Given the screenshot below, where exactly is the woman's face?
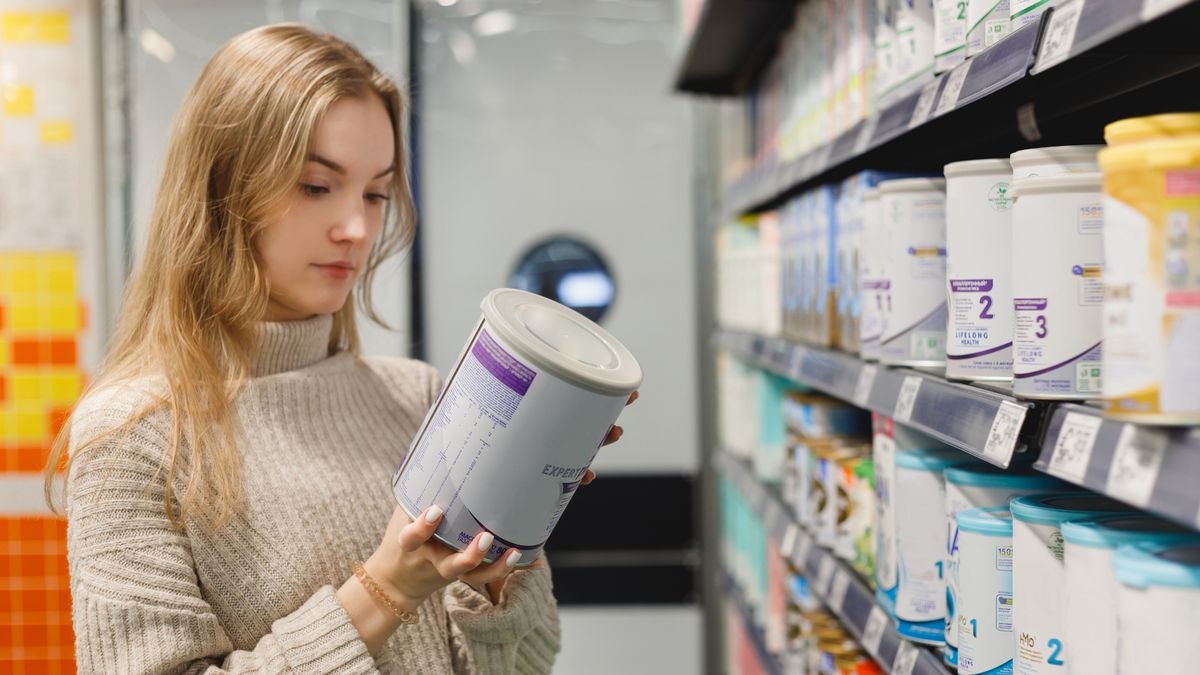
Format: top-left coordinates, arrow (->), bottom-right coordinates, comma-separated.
257,94 -> 395,321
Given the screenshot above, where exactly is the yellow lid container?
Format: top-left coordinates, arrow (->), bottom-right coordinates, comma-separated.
1099,137 -> 1200,173
1104,113 -> 1200,146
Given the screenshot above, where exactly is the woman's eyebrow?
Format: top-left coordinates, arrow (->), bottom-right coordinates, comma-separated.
308,153 -> 394,178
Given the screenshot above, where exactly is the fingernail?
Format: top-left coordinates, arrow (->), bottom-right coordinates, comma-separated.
477,532 -> 494,553
425,505 -> 443,524
506,550 -> 523,568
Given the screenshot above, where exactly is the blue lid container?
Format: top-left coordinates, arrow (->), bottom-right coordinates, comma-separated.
894,447 -> 962,471
1061,515 -> 1200,550
1114,541 -> 1200,589
944,464 -> 1068,490
1009,492 -> 1139,526
957,506 -> 1015,536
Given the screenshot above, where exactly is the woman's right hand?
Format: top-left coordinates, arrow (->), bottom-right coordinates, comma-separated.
363,505 -> 520,613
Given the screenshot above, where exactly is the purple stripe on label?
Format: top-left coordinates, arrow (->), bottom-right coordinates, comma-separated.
880,304 -> 947,345
946,342 -> 1013,360
473,329 -> 536,396
1014,298 -> 1048,311
863,280 -> 892,290
1013,341 -> 1102,379
950,278 -> 994,293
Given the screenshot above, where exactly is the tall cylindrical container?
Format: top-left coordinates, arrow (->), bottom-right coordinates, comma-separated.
1113,542 -> 1200,675
955,507 -> 1016,675
1061,516 -> 1200,675
393,289 -> 642,564
934,0 -> 966,73
1009,145 -> 1102,180
1010,174 -> 1105,399
895,0 -> 936,96
894,446 -> 961,644
966,0 -> 1011,56
1099,132 -> 1200,424
879,178 -> 948,367
1009,493 -> 1138,675
943,466 -> 1067,668
860,188 -> 886,361
944,159 -> 1015,382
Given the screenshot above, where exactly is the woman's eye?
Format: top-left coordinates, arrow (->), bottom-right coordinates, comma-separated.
300,184 -> 329,196
366,193 -> 390,204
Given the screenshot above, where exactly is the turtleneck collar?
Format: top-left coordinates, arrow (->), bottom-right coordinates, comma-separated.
252,314 -> 336,377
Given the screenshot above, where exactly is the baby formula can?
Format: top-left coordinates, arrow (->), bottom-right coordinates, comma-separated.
943,466 -> 1066,667
850,458 -> 878,581
1009,145 -> 1102,180
393,289 -> 642,564
874,0 -> 899,102
894,445 -> 961,644
1010,174 -> 1105,399
944,159 -> 1015,381
879,178 -> 948,366
895,0 -> 936,97
1062,515 -> 1200,675
1010,0 -> 1061,29
814,186 -> 838,346
814,442 -> 866,547
934,0 -> 966,73
1009,493 -> 1138,675
835,451 -> 875,563
1099,134 -> 1200,424
1104,112 -> 1200,146
1113,541 -> 1200,675
955,507 -> 1016,675
860,188 -> 886,361
966,0 -> 1011,56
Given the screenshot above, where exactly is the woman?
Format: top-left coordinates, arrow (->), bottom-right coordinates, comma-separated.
46,23 -> 627,674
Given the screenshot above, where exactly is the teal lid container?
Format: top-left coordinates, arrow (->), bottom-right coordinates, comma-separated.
957,506 -> 1014,536
1061,515 -> 1200,550
894,447 -> 962,471
1009,492 -> 1139,526
1114,542 -> 1200,589
944,464 -> 1069,490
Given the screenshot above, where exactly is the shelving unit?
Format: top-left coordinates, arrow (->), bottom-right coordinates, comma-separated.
674,0 -> 799,96
721,572 -> 784,675
719,450 -> 951,675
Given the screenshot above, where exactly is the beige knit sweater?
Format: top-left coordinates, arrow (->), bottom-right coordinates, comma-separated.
65,314 -> 561,674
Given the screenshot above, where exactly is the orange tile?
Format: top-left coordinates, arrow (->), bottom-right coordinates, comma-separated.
48,340 -> 75,366
14,445 -> 48,473
48,408 -> 70,440
0,304 -> 5,330
0,375 -> 6,404
11,340 -> 42,366
19,589 -> 47,612
22,625 -> 48,647
17,554 -> 48,576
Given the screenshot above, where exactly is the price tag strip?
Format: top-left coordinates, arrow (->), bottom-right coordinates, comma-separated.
1048,411 -> 1103,483
780,524 -> 799,560
935,62 -> 970,117
828,568 -> 851,615
1035,0 -> 1085,73
908,79 -> 941,129
982,400 -> 1028,467
854,115 -> 880,154
861,605 -> 889,656
894,376 -> 923,423
892,640 -> 921,675
1104,424 -> 1167,508
854,365 -> 878,408
816,556 -> 835,598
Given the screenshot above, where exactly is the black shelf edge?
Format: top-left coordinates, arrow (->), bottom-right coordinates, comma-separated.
717,450 -> 952,675
721,0 -> 1200,217
719,571 -> 785,675
673,0 -> 799,96
716,330 -> 1038,468
1035,403 -> 1200,530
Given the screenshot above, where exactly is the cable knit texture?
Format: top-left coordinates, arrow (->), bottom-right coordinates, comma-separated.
65,314 -> 561,674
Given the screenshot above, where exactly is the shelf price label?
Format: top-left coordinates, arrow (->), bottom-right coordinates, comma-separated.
854,116 -> 879,154
935,62 -> 971,117
983,400 -> 1028,466
1143,0 -> 1189,20
795,531 -> 814,568
854,365 -> 878,408
828,569 -> 851,615
894,376 -> 923,423
1105,424 -> 1167,508
816,556 -> 836,598
861,606 -> 889,656
1036,0 -> 1085,73
1048,411 -> 1103,483
781,524 -> 799,559
892,640 -> 921,675
908,79 -> 941,129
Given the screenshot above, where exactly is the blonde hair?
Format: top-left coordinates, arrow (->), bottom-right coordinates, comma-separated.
44,23 -> 415,529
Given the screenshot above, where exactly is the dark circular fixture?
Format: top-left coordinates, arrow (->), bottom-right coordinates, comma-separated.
509,236 -> 615,323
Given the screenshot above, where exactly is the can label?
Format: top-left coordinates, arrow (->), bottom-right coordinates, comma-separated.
881,189 -> 948,365
895,461 -> 947,636
967,0 -> 1011,56
1010,0 -> 1058,28
958,529 -> 1015,675
1014,519 -> 1071,674
873,418 -> 899,615
934,0 -> 967,72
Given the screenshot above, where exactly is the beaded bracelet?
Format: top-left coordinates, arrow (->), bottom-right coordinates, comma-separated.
352,561 -> 419,624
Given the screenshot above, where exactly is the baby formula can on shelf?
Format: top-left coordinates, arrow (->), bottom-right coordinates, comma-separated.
895,0 -> 936,97
1009,145 -> 1102,180
879,178 -> 948,366
894,446 -> 961,644
966,0 -> 1011,57
943,465 -> 1066,668
860,188 -> 887,361
1061,515 -> 1200,675
955,507 -> 1016,675
934,0 -> 966,73
1113,541 -> 1200,675
944,159 -> 1015,382
393,289 -> 642,565
1104,112 -> 1200,146
1099,131 -> 1200,424
1010,173 -> 1105,399
1009,493 -> 1138,675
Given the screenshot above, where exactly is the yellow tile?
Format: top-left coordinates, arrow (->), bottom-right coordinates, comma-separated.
2,84 -> 34,117
10,269 -> 39,294
9,305 -> 42,331
16,410 -> 45,441
49,373 -> 81,404
11,374 -> 48,402
0,342 -> 8,367
39,120 -> 72,144
47,261 -> 75,294
1,12 -> 34,43
48,304 -> 79,332
34,12 -> 69,44
0,411 -> 16,440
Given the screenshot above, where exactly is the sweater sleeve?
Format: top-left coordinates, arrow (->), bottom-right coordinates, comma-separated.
66,389 -> 382,675
442,567 -> 562,675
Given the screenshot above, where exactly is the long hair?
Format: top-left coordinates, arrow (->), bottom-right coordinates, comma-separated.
44,24 -> 415,529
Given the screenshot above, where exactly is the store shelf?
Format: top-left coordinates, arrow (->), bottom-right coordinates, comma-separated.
674,0 -> 798,96
717,450 -> 952,675
1036,404 -> 1200,530
723,0 -> 1200,217
717,330 -> 1040,468
720,572 -> 784,675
